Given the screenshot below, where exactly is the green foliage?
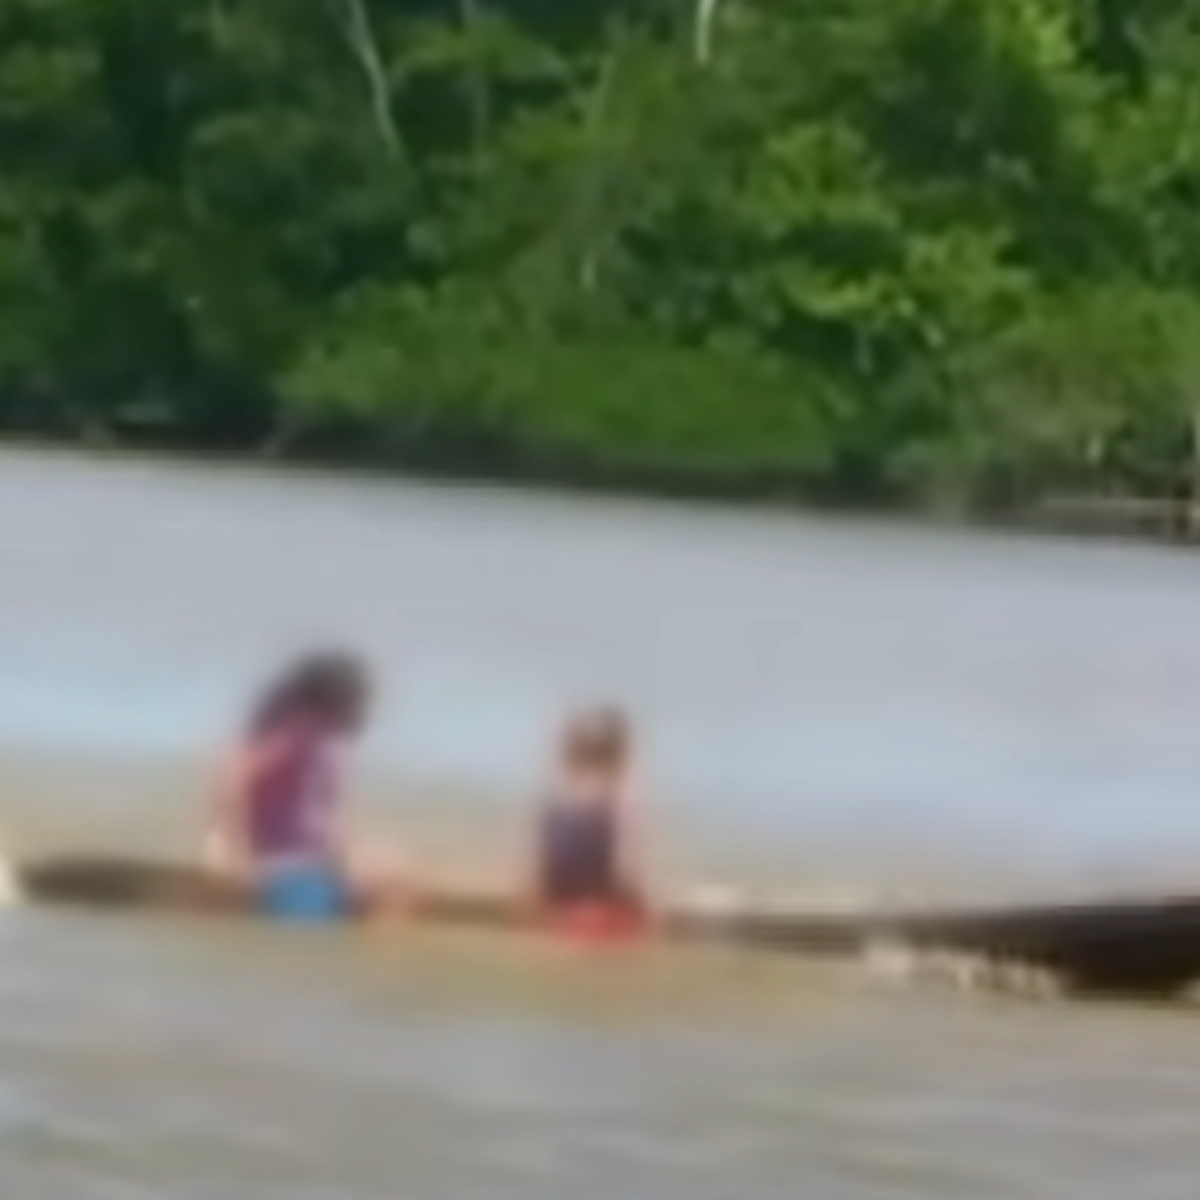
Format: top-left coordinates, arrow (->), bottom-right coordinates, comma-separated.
1,0 -> 1199,506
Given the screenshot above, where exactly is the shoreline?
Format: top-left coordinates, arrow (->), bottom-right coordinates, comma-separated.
3,433 -> 1199,553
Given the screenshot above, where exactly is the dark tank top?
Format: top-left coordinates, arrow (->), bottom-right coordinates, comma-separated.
538,804 -> 622,905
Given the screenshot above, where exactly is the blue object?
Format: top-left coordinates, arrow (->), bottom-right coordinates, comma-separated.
258,863 -> 350,922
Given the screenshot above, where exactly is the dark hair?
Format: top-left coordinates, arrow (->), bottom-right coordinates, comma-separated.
562,705 -> 631,770
249,651 -> 371,736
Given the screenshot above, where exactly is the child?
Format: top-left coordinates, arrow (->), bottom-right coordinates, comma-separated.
203,651 -> 408,921
531,705 -> 648,937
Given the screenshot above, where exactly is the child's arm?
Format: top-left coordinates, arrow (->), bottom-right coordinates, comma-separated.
614,777 -> 653,912
519,801 -> 547,913
201,746 -> 256,878
201,735 -> 287,878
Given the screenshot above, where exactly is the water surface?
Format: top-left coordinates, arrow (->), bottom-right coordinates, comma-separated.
4,911 -> 1200,1200
1,448 -> 1199,1198
5,449 -> 1200,877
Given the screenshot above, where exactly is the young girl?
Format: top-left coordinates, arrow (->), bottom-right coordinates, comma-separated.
531,705 -> 649,937
203,651 -> 409,921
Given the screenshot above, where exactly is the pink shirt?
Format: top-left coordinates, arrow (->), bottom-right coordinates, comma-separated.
245,719 -> 341,863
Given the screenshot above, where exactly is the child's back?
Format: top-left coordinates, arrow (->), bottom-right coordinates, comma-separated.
534,707 -> 645,924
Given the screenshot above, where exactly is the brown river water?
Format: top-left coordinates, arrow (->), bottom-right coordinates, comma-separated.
2,447 -> 1200,1198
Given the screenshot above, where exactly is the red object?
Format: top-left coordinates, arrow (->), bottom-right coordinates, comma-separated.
542,900 -> 648,944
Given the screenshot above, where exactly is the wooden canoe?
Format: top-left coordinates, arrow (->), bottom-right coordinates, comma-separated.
15,854 -> 1200,1000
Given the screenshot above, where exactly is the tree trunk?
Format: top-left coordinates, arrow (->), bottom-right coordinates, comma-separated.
333,0 -> 401,156
694,0 -> 719,66
458,0 -> 491,169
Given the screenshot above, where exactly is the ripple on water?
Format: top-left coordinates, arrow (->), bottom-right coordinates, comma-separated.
0,911 -> 1194,1199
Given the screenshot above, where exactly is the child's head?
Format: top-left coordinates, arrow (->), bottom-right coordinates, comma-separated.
560,705 -> 632,775
251,651 -> 371,737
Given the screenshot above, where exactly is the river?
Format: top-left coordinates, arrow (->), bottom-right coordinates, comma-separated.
1,446 -> 1199,1198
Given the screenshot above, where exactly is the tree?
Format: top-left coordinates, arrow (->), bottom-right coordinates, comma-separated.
2,0 -> 1200,511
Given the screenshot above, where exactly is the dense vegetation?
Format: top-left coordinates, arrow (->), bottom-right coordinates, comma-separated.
3,0 -> 1200,509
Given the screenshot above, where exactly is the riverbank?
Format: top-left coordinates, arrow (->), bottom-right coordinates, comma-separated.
7,0 -> 1200,578
1008,494 -> 1200,544
6,432 -> 1200,553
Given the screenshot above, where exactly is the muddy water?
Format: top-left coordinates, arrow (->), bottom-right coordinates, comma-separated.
4,912 -> 1200,1200
1,448 -> 1200,1198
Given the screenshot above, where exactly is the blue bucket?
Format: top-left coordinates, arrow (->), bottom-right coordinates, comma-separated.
258,864 -> 351,923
